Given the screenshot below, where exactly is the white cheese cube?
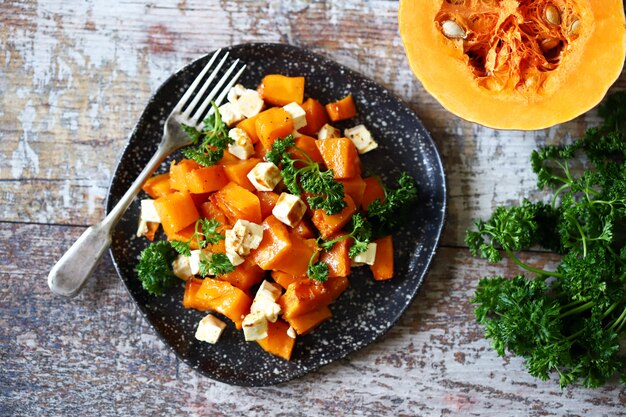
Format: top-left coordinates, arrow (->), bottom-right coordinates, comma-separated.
172,254 -> 193,280
195,314 -> 226,344
242,311 -> 268,341
227,83 -> 247,103
189,250 -> 203,275
291,129 -> 302,138
247,162 -> 282,192
255,280 -> 282,302
351,242 -> 378,266
141,199 -> 161,222
317,123 -> 340,140
218,102 -> 244,127
227,128 -> 254,160
225,220 -> 264,257
283,102 -> 307,131
287,326 -> 297,339
272,192 -> 307,227
344,124 -> 378,154
136,199 -> 161,237
236,90 -> 264,118
250,280 -> 283,323
251,297 -> 282,323
225,249 -> 245,267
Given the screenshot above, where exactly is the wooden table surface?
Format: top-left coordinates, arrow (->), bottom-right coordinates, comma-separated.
2,1 -> 626,416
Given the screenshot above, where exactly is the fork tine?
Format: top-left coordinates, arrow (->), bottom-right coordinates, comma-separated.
189,59 -> 244,126
207,64 -> 247,115
182,52 -> 230,119
175,49 -> 221,113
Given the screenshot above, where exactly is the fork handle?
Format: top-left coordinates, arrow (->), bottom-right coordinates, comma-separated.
48,141 -> 175,297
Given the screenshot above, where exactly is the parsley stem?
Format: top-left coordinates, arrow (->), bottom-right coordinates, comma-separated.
609,305 -> 626,332
560,300 -> 594,318
601,300 -> 620,320
505,249 -> 563,278
551,183 -> 571,208
570,216 -> 588,258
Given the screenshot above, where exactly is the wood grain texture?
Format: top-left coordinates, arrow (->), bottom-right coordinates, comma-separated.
2,0 -> 626,415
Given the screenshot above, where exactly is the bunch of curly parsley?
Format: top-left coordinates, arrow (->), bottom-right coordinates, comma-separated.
466,92 -> 626,388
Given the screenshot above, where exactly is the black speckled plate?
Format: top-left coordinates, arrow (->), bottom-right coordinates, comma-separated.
107,43 -> 446,386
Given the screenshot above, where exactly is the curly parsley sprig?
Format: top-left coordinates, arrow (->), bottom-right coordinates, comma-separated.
171,218 -> 225,256
180,103 -> 232,166
267,135 -> 346,215
367,172 -> 418,234
467,91 -> 626,389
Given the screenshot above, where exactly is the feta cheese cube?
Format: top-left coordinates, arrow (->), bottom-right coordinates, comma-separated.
242,311 -> 268,341
172,254 -> 193,280
236,90 -> 264,118
287,326 -> 297,339
136,199 -> 161,237
250,280 -> 283,323
283,102 -> 307,131
351,242 -> 378,266
227,128 -> 254,160
317,123 -> 341,140
218,102 -> 244,127
227,83 -> 247,103
195,314 -> 226,344
272,192 -> 307,227
225,250 -> 245,267
344,124 -> 378,154
291,129 -> 302,138
255,280 -> 282,302
247,162 -> 282,192
225,219 -> 264,266
189,250 -> 203,275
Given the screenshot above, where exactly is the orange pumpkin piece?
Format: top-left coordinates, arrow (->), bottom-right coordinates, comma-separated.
338,176 -> 367,209
279,276 -> 348,319
169,159 -> 201,191
273,233 -> 319,276
249,215 -> 292,270
258,191 -> 280,219
144,222 -> 160,241
154,191 -> 200,235
194,278 -> 253,329
256,319 -> 295,361
200,200 -> 230,226
255,107 -> 294,150
370,235 -> 394,280
270,270 -> 306,290
258,74 -> 305,107
311,195 -> 357,239
183,278 -> 205,309
299,98 -> 329,136
293,218 -> 316,239
212,182 -> 262,224
165,223 -> 201,249
285,306 -> 332,335
325,94 -> 357,122
316,137 -> 360,179
320,233 -> 352,278
218,259 -> 265,291
222,158 -> 261,192
185,165 -> 229,194
218,151 -> 240,166
236,114 -> 260,144
362,177 -> 386,210
142,173 -> 173,198
290,135 -> 324,167
253,141 -> 268,160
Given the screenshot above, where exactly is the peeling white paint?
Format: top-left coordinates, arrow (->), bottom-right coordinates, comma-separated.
11,101 -> 40,178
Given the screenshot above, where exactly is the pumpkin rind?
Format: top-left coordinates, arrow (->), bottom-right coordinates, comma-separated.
399,0 -> 626,130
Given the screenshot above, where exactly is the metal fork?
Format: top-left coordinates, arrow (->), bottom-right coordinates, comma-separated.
48,50 -> 246,297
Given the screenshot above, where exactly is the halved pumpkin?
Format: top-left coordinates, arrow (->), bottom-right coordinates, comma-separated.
399,0 -> 626,129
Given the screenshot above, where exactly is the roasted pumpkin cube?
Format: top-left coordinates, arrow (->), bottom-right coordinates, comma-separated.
249,215 -> 293,270
258,74 -> 305,107
316,137 -> 360,179
154,191 -> 200,235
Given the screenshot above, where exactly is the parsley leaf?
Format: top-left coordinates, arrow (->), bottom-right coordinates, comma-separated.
201,253 -> 235,277
180,103 -> 232,167
135,241 -> 178,296
171,218 -> 225,256
268,135 -> 347,215
367,172 -> 418,233
318,213 -> 372,258
467,92 -> 626,388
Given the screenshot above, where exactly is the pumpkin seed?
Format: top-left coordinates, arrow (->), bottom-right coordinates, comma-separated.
570,19 -> 581,34
540,38 -> 560,52
545,5 -> 561,26
442,20 -> 466,39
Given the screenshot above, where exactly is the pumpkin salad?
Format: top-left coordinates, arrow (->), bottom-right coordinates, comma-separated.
134,74 -> 417,360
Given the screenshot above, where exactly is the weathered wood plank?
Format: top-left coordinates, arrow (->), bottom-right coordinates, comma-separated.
1,222 -> 625,416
